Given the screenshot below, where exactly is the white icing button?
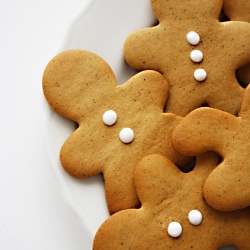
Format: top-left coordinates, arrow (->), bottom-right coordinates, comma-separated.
167,222 -> 182,238
119,128 -> 134,144
102,110 -> 117,126
194,68 -> 207,81
188,210 -> 203,226
186,31 -> 200,45
190,50 -> 203,63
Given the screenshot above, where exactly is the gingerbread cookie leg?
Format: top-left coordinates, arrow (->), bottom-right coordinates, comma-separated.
223,0 -> 250,22
223,0 -> 250,88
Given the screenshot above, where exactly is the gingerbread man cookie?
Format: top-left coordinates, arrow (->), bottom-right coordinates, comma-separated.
42,50 -> 191,214
124,0 -> 250,116
172,84 -> 250,211
93,154 -> 250,249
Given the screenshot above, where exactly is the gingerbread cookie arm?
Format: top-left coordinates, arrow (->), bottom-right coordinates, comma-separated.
118,69 -> 169,108
203,85 -> 250,211
124,27 -> 163,73
93,209 -> 149,250
172,107 -> 238,156
239,84 -> 250,118
223,0 -> 250,22
203,160 -> 250,211
222,21 -> 250,69
223,0 -> 250,86
60,126 -> 105,177
42,50 -> 117,122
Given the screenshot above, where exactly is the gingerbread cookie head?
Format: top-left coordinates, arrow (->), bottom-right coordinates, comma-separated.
42,50 -> 191,214
172,84 -> 250,211
124,0 -> 250,116
93,154 -> 250,249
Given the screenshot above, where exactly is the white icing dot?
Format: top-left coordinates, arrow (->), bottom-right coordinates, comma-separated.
190,50 -> 203,63
186,31 -> 200,45
119,128 -> 134,144
194,68 -> 207,81
102,110 -> 117,126
167,221 -> 182,238
188,210 -> 203,226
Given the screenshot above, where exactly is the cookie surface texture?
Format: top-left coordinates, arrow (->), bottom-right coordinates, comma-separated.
223,0 -> 250,87
172,85 -> 250,211
124,0 -> 250,116
93,154 -> 250,250
223,0 -> 250,22
42,50 -> 191,214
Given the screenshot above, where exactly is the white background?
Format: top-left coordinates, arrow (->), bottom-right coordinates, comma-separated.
0,0 -> 95,249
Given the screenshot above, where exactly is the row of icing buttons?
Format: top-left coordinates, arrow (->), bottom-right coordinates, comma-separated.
168,209 -> 203,238
186,31 -> 207,82
102,110 -> 135,144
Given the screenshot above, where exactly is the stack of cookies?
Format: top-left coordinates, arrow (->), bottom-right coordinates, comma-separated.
42,0 -> 250,249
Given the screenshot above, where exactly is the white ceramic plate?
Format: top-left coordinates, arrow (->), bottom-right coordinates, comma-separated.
43,0 -> 156,248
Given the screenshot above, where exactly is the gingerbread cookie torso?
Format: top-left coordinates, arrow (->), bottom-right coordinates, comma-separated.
42,49 -> 191,214
93,154 -> 250,249
124,0 -> 250,116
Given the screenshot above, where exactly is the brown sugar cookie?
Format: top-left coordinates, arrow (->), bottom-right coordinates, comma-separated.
42,49 -> 191,214
93,153 -> 250,249
172,84 -> 250,211
124,0 -> 250,116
